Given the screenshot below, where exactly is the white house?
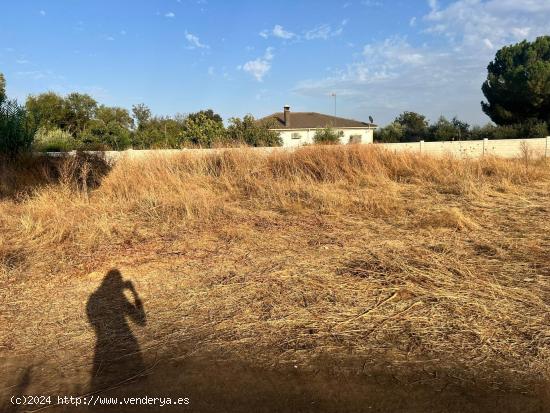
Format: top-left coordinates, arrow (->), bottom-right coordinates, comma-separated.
258,105 -> 377,147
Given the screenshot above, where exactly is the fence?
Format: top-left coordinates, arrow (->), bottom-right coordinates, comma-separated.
47,137 -> 550,163
380,137 -> 549,159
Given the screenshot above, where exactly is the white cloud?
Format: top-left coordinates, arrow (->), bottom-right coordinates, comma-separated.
409,17 -> 417,27
241,47 -> 274,82
14,70 -> 66,84
273,24 -> 295,39
294,0 -> 550,126
424,0 -> 550,51
185,31 -> 209,49
304,24 -> 343,40
16,59 -> 29,64
165,12 -> 175,18
260,25 -> 295,40
361,0 -> 382,6
207,66 -> 215,76
363,36 -> 424,66
39,10 -> 46,16
15,71 -> 47,80
261,22 -> 346,41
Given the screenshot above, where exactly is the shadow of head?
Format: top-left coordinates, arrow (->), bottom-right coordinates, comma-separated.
87,269 -> 146,392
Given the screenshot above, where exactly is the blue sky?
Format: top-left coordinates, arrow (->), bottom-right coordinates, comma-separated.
1,0 -> 549,126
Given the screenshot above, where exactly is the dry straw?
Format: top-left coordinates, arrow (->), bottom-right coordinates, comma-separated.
0,145 -> 549,392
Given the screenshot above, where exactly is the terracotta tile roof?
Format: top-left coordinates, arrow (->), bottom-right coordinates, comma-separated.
258,112 -> 376,129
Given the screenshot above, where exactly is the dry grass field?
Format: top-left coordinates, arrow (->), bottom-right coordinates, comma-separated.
0,146 -> 549,412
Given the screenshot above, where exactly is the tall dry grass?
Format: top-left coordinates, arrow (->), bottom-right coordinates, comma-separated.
1,145 -> 549,392
1,146 -> 547,270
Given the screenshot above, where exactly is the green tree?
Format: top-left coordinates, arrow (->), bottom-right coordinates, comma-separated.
132,103 -> 152,130
482,36 -> 550,125
428,116 -> 470,141
0,73 -> 6,103
182,113 -> 225,147
451,117 -> 470,140
81,118 -> 132,150
25,92 -> 67,132
226,115 -> 282,147
0,100 -> 34,156
64,93 -> 98,136
133,116 -> 188,149
187,109 -> 223,125
96,105 -> 134,130
0,75 -> 34,156
375,122 -> 404,142
313,127 -> 341,144
394,111 -> 429,142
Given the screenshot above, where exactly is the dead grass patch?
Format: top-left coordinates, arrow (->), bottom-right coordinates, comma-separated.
1,145 -> 549,395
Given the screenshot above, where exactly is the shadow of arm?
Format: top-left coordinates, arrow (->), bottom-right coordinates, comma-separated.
125,297 -> 146,326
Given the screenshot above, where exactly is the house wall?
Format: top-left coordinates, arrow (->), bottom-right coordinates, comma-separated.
277,128 -> 374,147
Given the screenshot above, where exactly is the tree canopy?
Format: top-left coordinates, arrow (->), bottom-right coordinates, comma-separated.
226,115 -> 282,147
394,111 -> 429,142
482,36 -> 550,125
374,111 -> 547,143
0,73 -> 5,103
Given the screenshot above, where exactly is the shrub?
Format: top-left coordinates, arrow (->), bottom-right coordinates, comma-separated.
33,127 -> 76,152
0,99 -> 34,156
80,119 -> 132,150
469,121 -> 548,141
313,127 -> 341,144
226,115 -> 282,147
375,122 -> 404,143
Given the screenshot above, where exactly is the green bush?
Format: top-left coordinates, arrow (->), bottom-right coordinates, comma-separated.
0,99 -> 34,156
226,115 -> 282,147
80,119 -> 132,150
375,122 -> 404,142
313,127 -> 341,144
33,127 -> 76,152
469,121 -> 548,141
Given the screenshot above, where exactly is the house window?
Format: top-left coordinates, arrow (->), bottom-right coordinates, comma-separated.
291,132 -> 301,139
349,135 -> 362,144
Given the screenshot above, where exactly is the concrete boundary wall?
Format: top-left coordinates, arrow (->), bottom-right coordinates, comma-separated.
47,137 -> 550,163
379,137 -> 549,159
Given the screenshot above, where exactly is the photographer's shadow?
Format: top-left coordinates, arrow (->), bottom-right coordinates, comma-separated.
86,269 -> 146,393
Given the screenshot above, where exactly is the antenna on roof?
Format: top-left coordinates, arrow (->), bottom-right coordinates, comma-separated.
330,93 -> 336,117
369,115 -> 374,124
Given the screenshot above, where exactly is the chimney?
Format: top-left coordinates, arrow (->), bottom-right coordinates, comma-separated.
283,105 -> 290,127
